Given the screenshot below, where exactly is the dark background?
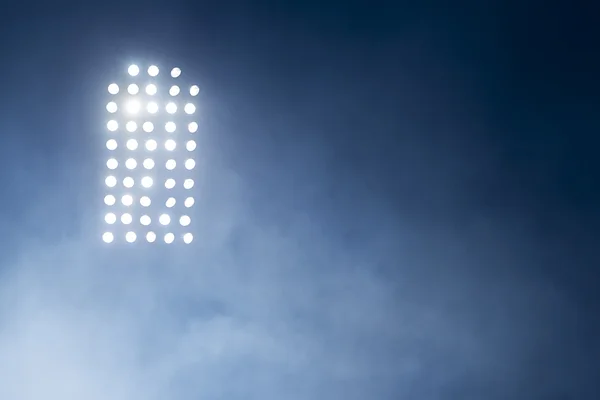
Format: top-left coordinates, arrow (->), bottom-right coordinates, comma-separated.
0,1 -> 598,399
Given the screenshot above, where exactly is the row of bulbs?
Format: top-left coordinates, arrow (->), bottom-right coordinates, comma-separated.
107,120 -> 198,133
108,83 -> 199,97
107,100 -> 196,115
102,231 -> 193,244
104,194 -> 195,208
107,157 -> 195,171
105,212 -> 191,227
127,64 -> 181,78
105,176 -> 194,189
106,138 -> 196,152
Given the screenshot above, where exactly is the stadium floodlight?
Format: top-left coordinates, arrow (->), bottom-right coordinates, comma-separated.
103,63 -> 198,244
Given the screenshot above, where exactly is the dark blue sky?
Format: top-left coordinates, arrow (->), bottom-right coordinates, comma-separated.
0,1 -> 598,399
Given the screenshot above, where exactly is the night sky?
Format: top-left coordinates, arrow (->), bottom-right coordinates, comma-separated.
0,1 -> 598,399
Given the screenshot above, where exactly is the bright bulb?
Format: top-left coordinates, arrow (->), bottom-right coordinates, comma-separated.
102,232 -> 114,243
165,122 -> 176,133
107,120 -> 118,131
159,214 -> 171,225
128,84 -> 139,95
106,139 -> 117,150
125,231 -> 137,243
141,176 -> 153,188
148,65 -> 159,76
147,102 -> 158,114
105,213 -> 117,224
145,139 -> 157,151
184,103 -> 196,114
143,122 -> 154,132
165,159 -> 176,170
128,65 -> 140,76
183,179 -> 194,189
166,102 -> 177,114
185,159 -> 195,170
166,197 -> 176,208
105,176 -> 117,187
147,231 -> 156,243
164,233 -> 175,244
104,194 -> 116,206
184,197 -> 194,207
169,85 -> 180,96
180,215 -> 191,227
126,139 -> 138,150
108,83 -> 119,94
186,140 -> 196,151
126,121 -> 137,132
106,158 -> 118,169
140,196 -> 151,207
190,85 -> 200,96
140,215 -> 151,226
122,194 -> 133,206
106,102 -> 117,113
165,139 -> 176,151
183,233 -> 194,244
146,84 -> 157,96
188,122 -> 198,133
143,158 -> 155,169
123,177 -> 134,188
171,68 -> 181,78
125,158 -> 137,169
165,178 -> 176,189
121,213 -> 132,225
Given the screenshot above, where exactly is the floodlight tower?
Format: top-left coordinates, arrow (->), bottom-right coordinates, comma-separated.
102,63 -> 199,245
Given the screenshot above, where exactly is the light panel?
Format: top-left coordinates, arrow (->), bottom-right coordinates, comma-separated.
103,62 -> 199,244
